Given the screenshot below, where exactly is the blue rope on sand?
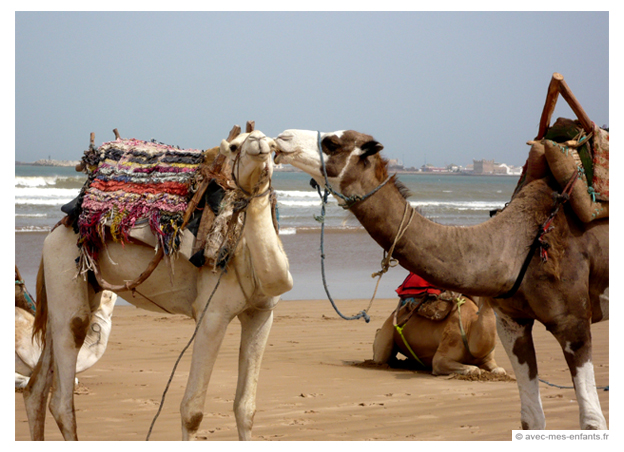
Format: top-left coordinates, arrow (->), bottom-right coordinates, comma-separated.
538,378 -> 608,391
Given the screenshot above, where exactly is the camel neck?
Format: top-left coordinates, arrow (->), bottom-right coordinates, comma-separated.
348,178 -> 551,297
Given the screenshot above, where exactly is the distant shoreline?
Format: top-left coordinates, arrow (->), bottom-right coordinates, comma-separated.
16,161 -> 520,177
16,159 -> 80,167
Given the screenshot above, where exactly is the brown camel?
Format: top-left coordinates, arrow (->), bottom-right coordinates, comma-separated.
373,272 -> 505,376
274,128 -> 608,431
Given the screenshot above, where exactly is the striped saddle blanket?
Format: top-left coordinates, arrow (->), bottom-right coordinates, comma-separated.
76,138 -> 205,272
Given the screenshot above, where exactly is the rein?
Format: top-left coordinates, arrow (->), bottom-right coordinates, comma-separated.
316,131 -> 392,209
313,131 -> 397,323
496,171 -> 578,299
147,159 -> 270,439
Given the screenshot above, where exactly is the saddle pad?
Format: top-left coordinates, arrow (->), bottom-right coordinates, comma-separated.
396,272 -> 443,298
416,296 -> 454,321
591,126 -> 609,201
77,138 -> 204,270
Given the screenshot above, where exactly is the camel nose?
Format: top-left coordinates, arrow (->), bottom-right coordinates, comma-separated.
275,131 -> 294,146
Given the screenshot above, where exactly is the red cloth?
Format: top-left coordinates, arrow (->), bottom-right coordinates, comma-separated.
395,272 -> 442,298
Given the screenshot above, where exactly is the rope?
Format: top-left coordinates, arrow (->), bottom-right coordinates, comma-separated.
538,378 -> 608,391
315,184 -> 370,322
455,297 -> 475,359
311,130 -> 401,322
16,279 -> 37,313
316,131 -> 392,210
394,323 -> 426,367
146,159 -> 266,439
392,298 -> 426,367
496,170 -> 578,299
145,212 -> 247,440
367,202 -> 415,312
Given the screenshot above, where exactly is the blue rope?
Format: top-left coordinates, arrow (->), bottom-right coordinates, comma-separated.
311,130 -> 398,323
587,186 -> 600,203
16,280 -> 36,313
316,131 -> 392,209
538,378 -> 608,391
315,183 -> 370,322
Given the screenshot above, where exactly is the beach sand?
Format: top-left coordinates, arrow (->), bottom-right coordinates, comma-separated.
14,300 -> 609,441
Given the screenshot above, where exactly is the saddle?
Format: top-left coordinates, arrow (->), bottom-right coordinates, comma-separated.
61,134 -> 269,280
395,273 -> 454,322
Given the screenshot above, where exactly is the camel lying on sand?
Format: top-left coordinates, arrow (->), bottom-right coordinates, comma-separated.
373,272 -> 505,376
15,267 -> 117,389
274,125 -> 608,430
23,125 -> 293,441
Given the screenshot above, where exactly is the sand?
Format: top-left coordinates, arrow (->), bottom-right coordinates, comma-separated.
14,298 -> 609,441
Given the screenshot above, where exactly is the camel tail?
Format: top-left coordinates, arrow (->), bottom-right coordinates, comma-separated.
33,257 -> 48,347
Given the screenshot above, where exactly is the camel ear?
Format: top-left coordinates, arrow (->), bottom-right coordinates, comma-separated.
360,140 -> 384,159
220,139 -> 239,157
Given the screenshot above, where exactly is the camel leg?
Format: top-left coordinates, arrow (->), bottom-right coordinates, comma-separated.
42,229 -> 91,440
431,351 -> 480,376
496,314 -> 545,430
372,315 -> 397,364
47,290 -> 90,440
478,353 -> 507,375
432,320 -> 480,376
23,337 -> 54,440
180,308 -> 233,441
234,305 -> 274,441
551,319 -> 607,429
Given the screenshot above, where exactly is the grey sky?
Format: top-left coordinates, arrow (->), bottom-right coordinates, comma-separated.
15,11 -> 608,168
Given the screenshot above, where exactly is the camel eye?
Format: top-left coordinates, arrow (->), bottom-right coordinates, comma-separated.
230,144 -> 239,153
322,138 -> 340,155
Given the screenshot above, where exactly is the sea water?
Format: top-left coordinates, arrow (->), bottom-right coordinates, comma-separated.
15,165 -> 518,301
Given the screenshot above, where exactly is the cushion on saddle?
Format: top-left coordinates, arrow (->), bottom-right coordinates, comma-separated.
396,272 -> 443,298
542,118 -> 608,222
75,138 -> 205,272
512,118 -> 609,223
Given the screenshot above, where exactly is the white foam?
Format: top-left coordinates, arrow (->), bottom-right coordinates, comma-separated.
15,187 -> 79,206
279,227 -> 297,235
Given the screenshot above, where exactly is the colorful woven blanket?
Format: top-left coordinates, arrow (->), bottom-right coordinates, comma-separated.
76,138 -> 204,272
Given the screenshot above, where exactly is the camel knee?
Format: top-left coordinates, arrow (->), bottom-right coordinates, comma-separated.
181,410 -> 204,440
372,323 -> 395,364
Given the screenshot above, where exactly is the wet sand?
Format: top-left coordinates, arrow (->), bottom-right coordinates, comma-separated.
15,300 -> 609,441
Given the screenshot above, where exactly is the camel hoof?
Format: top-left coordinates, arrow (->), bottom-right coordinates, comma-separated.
490,367 -> 507,376
460,366 -> 482,377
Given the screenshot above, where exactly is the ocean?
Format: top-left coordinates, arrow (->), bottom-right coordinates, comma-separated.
15,165 -> 518,303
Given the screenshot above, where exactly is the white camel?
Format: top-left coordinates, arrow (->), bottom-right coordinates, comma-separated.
15,288 -> 117,389
23,128 -> 293,441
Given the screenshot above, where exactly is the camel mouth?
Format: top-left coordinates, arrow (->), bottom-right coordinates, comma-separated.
273,135 -> 299,165
273,148 -> 283,164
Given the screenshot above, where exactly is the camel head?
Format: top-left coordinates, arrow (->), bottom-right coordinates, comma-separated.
274,129 -> 387,205
220,130 -> 275,195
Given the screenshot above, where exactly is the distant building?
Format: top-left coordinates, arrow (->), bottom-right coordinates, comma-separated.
473,159 -> 495,174
421,164 -> 447,173
493,163 -> 523,176
387,159 -> 404,171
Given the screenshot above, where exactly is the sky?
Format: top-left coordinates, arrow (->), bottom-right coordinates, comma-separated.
15,11 -> 609,169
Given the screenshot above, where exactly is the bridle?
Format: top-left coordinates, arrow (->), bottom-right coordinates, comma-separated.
230,136 -> 273,202
313,131 -> 397,323
316,131 -> 392,209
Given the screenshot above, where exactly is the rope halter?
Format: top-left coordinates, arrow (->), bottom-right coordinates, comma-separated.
316,131 -> 392,209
